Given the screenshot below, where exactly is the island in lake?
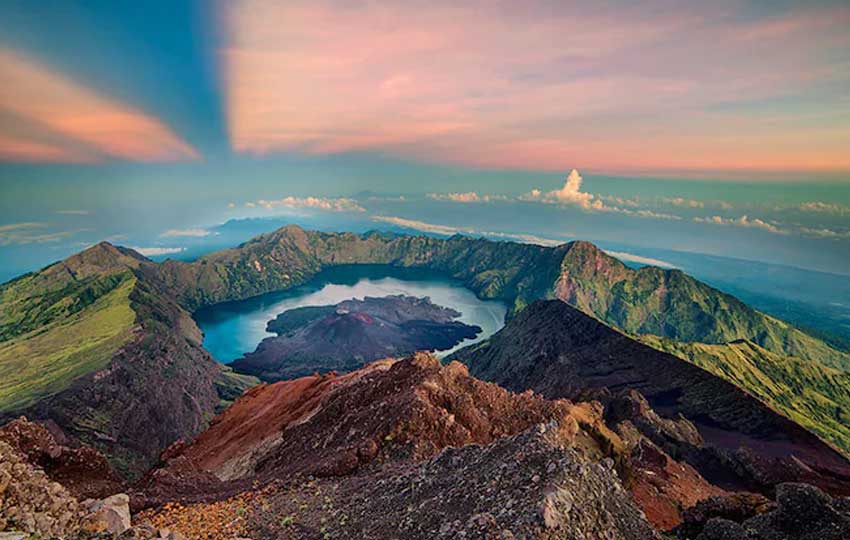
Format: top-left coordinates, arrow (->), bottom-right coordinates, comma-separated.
231,295 -> 482,381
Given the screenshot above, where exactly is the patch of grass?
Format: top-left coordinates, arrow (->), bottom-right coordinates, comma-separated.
641,336 -> 850,455
0,274 -> 138,412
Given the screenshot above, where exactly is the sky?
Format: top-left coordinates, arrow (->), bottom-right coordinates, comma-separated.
1,0 -> 849,281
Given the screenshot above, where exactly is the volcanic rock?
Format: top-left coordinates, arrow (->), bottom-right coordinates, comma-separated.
149,424 -> 660,540
451,300 -> 850,497
0,416 -> 122,499
675,491 -> 773,538
0,439 -> 83,537
689,483 -> 850,539
147,353 -> 584,487
232,295 -> 482,381
81,493 -> 132,535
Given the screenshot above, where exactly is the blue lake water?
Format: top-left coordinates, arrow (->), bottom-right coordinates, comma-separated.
193,265 -> 508,364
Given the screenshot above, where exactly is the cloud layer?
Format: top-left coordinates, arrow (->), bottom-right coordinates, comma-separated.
222,1 -> 850,172
130,246 -> 186,256
371,215 -> 562,246
160,228 -> 212,238
0,222 -> 88,245
254,196 -> 365,213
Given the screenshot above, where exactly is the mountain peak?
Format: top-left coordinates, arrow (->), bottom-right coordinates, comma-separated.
63,241 -> 147,276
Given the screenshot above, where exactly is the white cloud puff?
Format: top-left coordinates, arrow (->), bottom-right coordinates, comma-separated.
428,192 -> 481,203
371,215 -> 563,246
694,215 -> 783,234
521,170 -> 683,221
427,192 -> 510,203
662,197 -> 705,208
129,246 -> 186,256
522,169 -> 601,210
799,201 -> 850,214
160,228 -> 211,238
604,250 -> 678,269
255,196 -> 365,213
799,227 -> 850,239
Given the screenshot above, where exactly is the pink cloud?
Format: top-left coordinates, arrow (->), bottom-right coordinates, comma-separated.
0,48 -> 198,163
221,1 -> 850,172
0,134 -> 93,163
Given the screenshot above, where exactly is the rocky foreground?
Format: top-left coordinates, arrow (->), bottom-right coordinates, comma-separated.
1,352 -> 849,538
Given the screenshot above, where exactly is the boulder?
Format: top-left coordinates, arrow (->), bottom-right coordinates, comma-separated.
82,493 -> 132,535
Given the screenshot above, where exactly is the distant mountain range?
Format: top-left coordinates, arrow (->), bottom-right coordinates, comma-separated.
2,224 -> 850,477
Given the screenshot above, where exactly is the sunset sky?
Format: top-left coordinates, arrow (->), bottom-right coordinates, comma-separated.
1,0 -> 849,171
1,0 -> 849,281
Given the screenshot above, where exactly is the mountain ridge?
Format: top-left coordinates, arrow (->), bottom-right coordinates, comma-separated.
449,300 -> 850,493
2,224 -> 848,476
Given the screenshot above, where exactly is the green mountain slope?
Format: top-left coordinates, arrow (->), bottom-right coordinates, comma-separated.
0,243 -> 230,476
639,336 -> 850,454
554,241 -> 850,370
0,243 -> 147,411
2,225 -> 847,474
157,226 -> 848,370
0,273 -> 137,412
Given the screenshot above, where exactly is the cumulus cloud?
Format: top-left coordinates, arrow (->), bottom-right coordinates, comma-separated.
130,246 -> 186,256
662,197 -> 705,208
371,216 -> 563,246
523,169 -> 601,210
428,192 -> 509,203
629,209 -> 682,220
363,195 -> 407,203
255,196 -> 365,213
428,192 -> 481,203
604,250 -> 678,269
799,227 -> 850,239
799,201 -> 850,214
598,195 -> 641,207
371,216 -> 465,236
521,170 -> 683,221
160,228 -> 211,238
694,215 -> 783,234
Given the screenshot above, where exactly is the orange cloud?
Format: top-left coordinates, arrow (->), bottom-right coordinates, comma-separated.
0,134 -> 92,163
0,48 -> 198,162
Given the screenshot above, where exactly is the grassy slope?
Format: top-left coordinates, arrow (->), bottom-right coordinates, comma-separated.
556,242 -> 850,371
0,272 -> 137,412
640,336 -> 850,454
2,228 -> 848,463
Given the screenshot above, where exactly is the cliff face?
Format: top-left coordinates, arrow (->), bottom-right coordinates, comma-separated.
450,300 -> 850,496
